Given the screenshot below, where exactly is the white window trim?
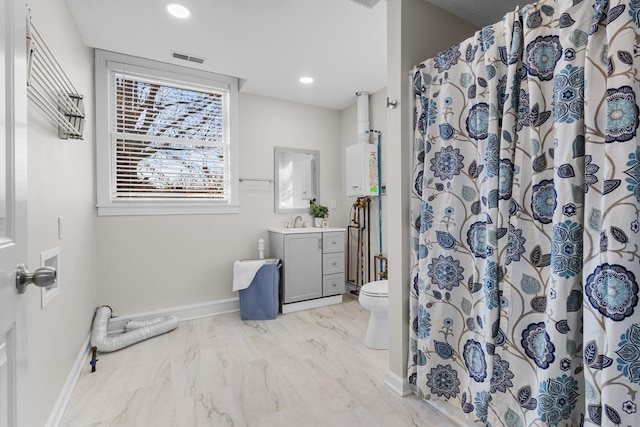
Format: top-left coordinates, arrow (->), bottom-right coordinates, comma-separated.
95,50 -> 240,216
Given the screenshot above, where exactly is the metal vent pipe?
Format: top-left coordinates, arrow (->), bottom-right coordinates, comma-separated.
90,306 -> 178,353
356,91 -> 370,144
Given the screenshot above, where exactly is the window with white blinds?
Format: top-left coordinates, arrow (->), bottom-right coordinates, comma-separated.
95,50 -> 239,215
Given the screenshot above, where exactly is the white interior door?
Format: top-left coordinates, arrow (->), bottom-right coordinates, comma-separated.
0,1 -> 28,426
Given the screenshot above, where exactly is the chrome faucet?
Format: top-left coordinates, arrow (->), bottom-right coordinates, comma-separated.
293,216 -> 304,228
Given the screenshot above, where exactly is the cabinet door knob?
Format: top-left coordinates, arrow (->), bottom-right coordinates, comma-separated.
332,261 -> 337,265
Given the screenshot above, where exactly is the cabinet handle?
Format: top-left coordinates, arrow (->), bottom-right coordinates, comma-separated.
318,238 -> 322,248
332,240 -> 337,244
332,261 -> 337,266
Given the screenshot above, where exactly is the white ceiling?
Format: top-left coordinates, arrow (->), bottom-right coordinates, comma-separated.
64,0 -> 531,110
426,0 -> 532,31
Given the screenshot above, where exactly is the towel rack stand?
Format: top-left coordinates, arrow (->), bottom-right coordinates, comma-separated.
26,8 -> 85,140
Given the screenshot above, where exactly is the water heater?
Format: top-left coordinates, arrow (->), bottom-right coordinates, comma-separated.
346,143 -> 379,197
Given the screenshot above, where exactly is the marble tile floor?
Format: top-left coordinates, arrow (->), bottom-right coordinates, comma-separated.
60,296 -> 458,427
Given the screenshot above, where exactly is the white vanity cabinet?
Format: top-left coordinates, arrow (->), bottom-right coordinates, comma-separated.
269,228 -> 346,313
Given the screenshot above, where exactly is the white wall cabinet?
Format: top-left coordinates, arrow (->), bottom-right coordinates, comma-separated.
269,228 -> 345,313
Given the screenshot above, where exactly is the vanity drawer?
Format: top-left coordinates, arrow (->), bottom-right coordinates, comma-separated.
323,232 -> 345,253
323,273 -> 345,296
323,252 -> 344,275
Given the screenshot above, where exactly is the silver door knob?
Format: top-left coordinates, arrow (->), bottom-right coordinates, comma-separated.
16,264 -> 56,294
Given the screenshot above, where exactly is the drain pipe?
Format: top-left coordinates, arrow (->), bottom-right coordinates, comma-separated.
374,130 -> 383,276
90,306 -> 178,353
356,91 -> 370,144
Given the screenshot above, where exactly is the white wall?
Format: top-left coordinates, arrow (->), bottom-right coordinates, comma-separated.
95,93 -> 343,315
386,0 -> 478,389
25,0 -> 97,426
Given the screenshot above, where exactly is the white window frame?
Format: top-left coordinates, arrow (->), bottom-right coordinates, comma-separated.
95,50 -> 239,216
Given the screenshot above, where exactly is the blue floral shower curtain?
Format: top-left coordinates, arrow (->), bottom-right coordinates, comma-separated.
408,0 -> 640,425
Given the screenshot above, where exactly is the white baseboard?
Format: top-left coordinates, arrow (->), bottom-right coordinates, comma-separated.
106,297 -> 240,334
45,334 -> 91,427
281,295 -> 342,314
384,370 -> 414,396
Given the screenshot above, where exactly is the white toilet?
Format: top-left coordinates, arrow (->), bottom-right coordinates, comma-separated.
358,280 -> 389,350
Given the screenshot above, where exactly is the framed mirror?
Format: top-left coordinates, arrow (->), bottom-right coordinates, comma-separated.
274,147 -> 319,213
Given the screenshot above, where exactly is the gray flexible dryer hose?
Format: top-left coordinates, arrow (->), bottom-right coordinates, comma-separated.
125,316 -> 168,331
91,306 -> 179,352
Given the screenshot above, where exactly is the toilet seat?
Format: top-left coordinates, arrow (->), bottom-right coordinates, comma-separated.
361,280 -> 388,297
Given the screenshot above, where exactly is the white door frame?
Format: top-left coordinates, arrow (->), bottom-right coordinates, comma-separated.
1,0 -> 28,425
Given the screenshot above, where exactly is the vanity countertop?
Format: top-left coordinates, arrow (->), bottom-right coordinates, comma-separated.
268,227 -> 346,234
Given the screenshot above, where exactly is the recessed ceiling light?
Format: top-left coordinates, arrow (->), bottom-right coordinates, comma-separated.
299,77 -> 314,84
167,3 -> 190,18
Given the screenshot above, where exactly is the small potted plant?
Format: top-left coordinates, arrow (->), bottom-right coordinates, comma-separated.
310,202 -> 329,228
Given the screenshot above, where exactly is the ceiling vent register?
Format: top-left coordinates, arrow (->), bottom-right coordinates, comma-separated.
348,0 -> 381,8
171,51 -> 206,65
